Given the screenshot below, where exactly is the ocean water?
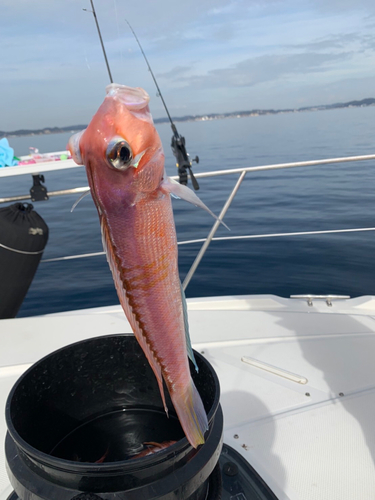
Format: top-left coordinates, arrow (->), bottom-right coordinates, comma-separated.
3,105 -> 375,317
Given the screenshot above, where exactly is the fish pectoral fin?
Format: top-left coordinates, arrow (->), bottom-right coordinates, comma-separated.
161,177 -> 230,230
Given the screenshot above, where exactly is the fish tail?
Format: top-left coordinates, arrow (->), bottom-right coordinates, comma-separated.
171,378 -> 208,448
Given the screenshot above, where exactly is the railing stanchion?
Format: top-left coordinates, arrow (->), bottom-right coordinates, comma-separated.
182,170 -> 247,291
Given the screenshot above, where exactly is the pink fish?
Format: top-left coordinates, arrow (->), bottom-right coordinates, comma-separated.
68,84 -> 221,448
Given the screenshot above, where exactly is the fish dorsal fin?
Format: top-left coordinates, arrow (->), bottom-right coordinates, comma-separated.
100,215 -> 168,414
180,282 -> 199,373
161,177 -> 229,230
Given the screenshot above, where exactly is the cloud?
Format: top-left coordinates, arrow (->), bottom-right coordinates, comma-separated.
208,1 -> 241,16
4,0 -> 375,130
284,32 -> 375,52
313,0 -> 375,13
175,52 -> 351,89
156,66 -> 191,79
285,33 -> 360,51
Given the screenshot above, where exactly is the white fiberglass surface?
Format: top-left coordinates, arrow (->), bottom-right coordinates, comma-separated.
190,305 -> 375,499
0,366 -> 31,499
1,296 -> 375,499
0,159 -> 80,178
221,391 -> 375,500
0,311 -> 131,498
0,313 -> 131,368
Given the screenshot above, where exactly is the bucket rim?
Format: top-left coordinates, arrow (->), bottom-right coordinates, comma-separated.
5,333 -> 220,471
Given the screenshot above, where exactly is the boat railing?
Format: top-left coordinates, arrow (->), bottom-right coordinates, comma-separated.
2,152 -> 375,289
181,153 -> 375,289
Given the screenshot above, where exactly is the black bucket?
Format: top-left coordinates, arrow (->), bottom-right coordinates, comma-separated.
5,334 -> 223,499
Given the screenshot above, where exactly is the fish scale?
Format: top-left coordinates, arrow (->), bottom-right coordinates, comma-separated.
107,196 -> 193,415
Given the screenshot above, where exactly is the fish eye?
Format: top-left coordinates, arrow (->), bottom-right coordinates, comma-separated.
106,139 -> 133,170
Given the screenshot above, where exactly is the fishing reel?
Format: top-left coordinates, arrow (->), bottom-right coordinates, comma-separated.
171,127 -> 199,190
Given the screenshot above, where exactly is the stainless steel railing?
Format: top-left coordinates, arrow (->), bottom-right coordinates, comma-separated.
182,153 -> 375,289
3,152 -> 375,289
2,153 -> 375,204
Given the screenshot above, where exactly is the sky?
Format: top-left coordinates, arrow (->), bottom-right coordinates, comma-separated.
2,0 -> 375,130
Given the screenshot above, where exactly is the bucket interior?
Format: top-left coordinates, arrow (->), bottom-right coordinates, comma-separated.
7,334 -> 219,464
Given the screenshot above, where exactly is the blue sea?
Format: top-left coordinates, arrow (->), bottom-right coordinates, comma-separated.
3,106 -> 375,317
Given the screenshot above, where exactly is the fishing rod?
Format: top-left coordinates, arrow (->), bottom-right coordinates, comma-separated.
125,19 -> 200,190
83,0 -> 113,84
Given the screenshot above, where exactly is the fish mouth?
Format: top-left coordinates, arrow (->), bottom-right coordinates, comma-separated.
106,84 -> 150,111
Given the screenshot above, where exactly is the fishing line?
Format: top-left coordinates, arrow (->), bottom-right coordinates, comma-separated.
83,48 -> 91,70
125,19 -> 200,190
71,190 -> 91,212
125,19 -> 174,128
112,0 -> 124,67
83,0 -> 113,83
83,6 -> 200,189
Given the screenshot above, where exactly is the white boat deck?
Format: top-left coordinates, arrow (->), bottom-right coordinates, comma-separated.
1,294 -> 375,499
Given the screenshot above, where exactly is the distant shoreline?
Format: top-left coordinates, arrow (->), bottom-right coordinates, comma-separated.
2,97 -> 375,138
